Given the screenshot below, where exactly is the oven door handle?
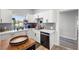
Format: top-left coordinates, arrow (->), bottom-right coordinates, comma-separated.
41,33 -> 49,36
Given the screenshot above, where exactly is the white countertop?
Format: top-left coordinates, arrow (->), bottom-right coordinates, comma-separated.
40,29 -> 55,34
32,28 -> 55,34
0,28 -> 55,35
0,29 -> 29,35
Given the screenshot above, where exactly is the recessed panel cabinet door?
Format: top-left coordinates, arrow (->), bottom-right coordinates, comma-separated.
34,31 -> 40,43
27,29 -> 34,39
33,10 -> 57,23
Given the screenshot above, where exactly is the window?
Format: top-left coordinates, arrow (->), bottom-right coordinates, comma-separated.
12,16 -> 26,30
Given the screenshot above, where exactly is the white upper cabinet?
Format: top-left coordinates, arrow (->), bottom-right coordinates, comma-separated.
33,10 -> 57,23
26,14 -> 36,23
59,9 -> 69,12
1,9 -> 12,23
42,10 -> 57,23
33,29 -> 40,43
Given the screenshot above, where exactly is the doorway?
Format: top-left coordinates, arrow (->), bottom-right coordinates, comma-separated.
59,10 -> 78,49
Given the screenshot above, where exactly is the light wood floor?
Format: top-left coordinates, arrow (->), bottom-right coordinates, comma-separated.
36,45 -> 48,50
36,45 -> 67,50
0,39 -> 68,50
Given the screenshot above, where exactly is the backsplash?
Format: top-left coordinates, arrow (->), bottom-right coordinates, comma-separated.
0,23 -> 12,32
24,23 -> 56,30
24,23 -> 37,28
0,23 -> 56,32
44,23 -> 56,30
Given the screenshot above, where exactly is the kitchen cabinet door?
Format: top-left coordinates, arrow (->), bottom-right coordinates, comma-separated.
27,29 -> 34,39
43,10 -> 57,23
34,10 -> 57,23
34,30 -> 40,43
27,29 -> 40,43
28,29 -> 37,41
27,14 -> 37,23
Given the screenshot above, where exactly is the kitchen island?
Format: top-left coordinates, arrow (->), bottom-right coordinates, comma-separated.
0,28 -> 57,50
7,38 -> 36,50
0,29 -> 28,35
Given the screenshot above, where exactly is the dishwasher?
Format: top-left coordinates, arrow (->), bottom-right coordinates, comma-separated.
40,32 -> 49,49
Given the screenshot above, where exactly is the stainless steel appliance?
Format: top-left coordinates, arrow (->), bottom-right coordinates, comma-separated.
40,32 -> 49,49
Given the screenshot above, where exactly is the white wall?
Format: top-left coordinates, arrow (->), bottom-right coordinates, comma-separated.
55,10 -> 60,45
34,9 -> 50,13
59,10 -> 78,40
11,9 -> 35,16
1,9 -> 12,23
0,9 -> 1,23
78,10 -> 79,49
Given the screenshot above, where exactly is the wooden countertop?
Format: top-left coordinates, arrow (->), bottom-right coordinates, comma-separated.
7,38 -> 36,50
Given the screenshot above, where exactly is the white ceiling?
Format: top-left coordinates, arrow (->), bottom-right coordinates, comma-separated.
10,9 -> 35,16
9,9 -> 77,16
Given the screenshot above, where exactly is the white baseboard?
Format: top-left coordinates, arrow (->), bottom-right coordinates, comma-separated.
60,35 -> 77,40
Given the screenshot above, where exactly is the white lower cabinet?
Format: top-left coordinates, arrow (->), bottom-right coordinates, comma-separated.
50,32 -> 55,49
27,29 -> 56,48
27,29 -> 40,43
27,29 -> 34,39
34,30 -> 40,43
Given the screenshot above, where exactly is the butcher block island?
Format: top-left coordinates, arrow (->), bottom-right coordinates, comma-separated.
7,38 -> 36,50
